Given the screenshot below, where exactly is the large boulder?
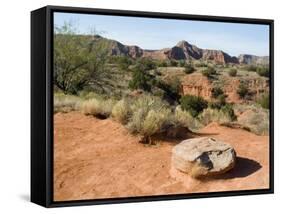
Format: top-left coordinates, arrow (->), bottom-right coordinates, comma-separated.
171,137 -> 236,178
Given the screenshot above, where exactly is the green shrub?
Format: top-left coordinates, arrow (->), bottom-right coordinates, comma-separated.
141,108 -> 171,137
136,58 -> 156,70
111,99 -> 131,124
174,106 -> 202,130
209,95 -> 227,109
257,93 -> 269,109
237,82 -> 249,98
228,68 -> 237,77
117,56 -> 133,70
184,63 -> 195,74
244,65 -> 257,72
180,95 -> 208,117
199,105 -> 236,125
126,95 -> 172,143
256,66 -> 270,77
201,67 -> 216,78
211,87 -> 224,98
159,61 -> 168,67
178,60 -> 186,67
128,66 -> 151,91
170,60 -> 178,67
194,61 -> 208,68
221,104 -> 237,121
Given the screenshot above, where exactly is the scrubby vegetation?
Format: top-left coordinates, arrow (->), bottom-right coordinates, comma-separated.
234,104 -> 269,135
81,98 -> 116,119
54,93 -> 82,113
180,95 -> 208,117
237,82 -> 249,99
128,65 -> 152,91
184,63 -> 195,74
201,66 -> 216,78
256,66 -> 270,77
257,93 -> 269,109
228,68 -> 237,77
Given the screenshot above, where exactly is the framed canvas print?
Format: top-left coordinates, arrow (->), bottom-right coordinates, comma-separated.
31,5 -> 274,207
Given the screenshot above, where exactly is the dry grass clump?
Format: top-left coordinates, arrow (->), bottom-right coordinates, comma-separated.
174,106 -> 202,131
125,95 -> 178,144
81,98 -> 116,119
54,93 -> 82,113
234,104 -> 269,135
198,107 -> 235,125
111,99 -> 131,124
126,95 -> 169,133
141,108 -> 172,136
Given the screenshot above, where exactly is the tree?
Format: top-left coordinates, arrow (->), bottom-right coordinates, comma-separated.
128,65 -> 151,91
54,22 -> 109,94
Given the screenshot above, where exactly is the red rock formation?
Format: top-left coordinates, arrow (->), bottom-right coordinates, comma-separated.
180,74 -> 213,100
180,74 -> 269,103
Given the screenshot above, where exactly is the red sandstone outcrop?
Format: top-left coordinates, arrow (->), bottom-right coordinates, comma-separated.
180,73 -> 269,103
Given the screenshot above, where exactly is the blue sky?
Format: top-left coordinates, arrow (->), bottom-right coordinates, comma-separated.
54,12 -> 269,56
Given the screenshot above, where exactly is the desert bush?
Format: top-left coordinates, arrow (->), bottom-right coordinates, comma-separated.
125,95 -> 174,143
199,105 -> 236,125
201,66 -> 216,78
158,61 -> 168,67
184,63 -> 195,74
136,58 -> 156,70
78,91 -> 106,100
257,93 -> 269,109
174,106 -> 203,130
117,56 -> 133,70
194,61 -> 208,68
170,60 -> 178,67
111,99 -> 131,124
54,93 -> 82,113
234,104 -> 269,135
211,87 -> 224,99
180,95 -> 208,117
244,65 -> 257,72
237,82 -> 249,98
228,68 -> 237,77
141,108 -> 171,137
128,66 -> 151,91
178,60 -> 186,67
220,104 -> 237,121
81,98 -> 115,119
256,66 -> 270,77
209,94 -> 227,109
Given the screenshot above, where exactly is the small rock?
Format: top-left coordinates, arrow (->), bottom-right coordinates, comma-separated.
171,137 -> 236,178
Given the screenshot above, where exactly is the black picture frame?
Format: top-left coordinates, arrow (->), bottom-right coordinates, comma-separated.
31,5 -> 274,208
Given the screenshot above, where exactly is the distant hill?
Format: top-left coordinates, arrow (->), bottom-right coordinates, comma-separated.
238,54 -> 269,65
63,34 -> 269,65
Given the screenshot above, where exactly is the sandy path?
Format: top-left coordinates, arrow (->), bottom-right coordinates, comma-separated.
54,112 -> 269,201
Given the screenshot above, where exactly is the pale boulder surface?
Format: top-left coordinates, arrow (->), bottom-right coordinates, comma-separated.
172,137 -> 236,178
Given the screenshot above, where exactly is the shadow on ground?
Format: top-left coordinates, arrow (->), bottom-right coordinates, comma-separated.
215,157 -> 262,179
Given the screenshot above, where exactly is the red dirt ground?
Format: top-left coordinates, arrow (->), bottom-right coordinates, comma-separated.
54,112 -> 269,201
